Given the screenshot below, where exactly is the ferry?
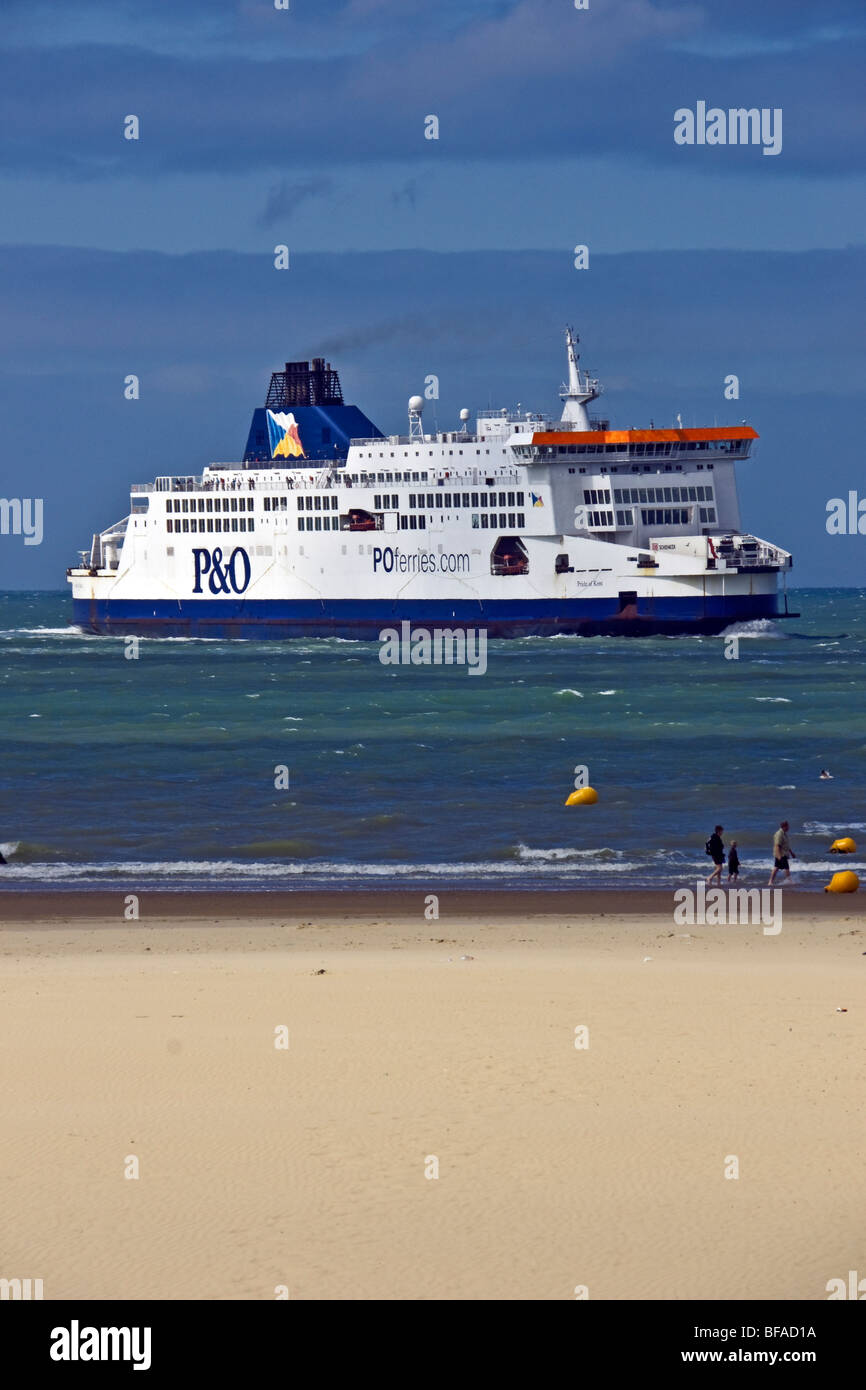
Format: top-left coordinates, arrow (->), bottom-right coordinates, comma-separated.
68,332 -> 794,638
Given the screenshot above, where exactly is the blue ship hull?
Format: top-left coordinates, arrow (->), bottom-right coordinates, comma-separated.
73,592 -> 789,639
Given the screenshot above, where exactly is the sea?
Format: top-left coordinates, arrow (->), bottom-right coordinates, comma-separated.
0,587 -> 863,893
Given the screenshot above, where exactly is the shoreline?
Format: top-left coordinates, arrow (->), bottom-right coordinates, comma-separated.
0,886 -> 861,923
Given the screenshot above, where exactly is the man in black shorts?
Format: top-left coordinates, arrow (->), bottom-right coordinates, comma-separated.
706,825 -> 725,886
769,820 -> 795,886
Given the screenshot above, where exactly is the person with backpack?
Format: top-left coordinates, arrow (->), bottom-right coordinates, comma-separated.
705,825 -> 725,886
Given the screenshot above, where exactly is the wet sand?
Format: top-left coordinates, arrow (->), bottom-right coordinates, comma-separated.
0,887 -> 854,922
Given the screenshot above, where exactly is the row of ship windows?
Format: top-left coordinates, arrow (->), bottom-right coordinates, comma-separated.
259,491 -> 522,514
401,491 -> 524,509
475,513 -> 525,529
568,464 -> 713,477
345,471 -> 516,484
339,472 -> 512,484
609,507 -> 718,527
294,513 -> 529,533
587,508 -> 689,528
356,450 -> 497,461
356,472 -> 429,482
532,442 -> 737,457
291,496 -> 340,511
585,485 -> 715,506
161,488 -> 523,514
297,516 -> 425,532
638,508 -> 689,526
616,485 -> 714,504
166,497 -> 253,513
151,508 -> 727,537
298,471 -> 510,485
167,518 -> 255,533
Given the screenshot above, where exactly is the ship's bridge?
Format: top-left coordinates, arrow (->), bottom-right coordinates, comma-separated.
515,425 -> 757,465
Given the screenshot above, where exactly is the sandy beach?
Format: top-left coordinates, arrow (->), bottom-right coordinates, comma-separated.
1,891 -> 863,1301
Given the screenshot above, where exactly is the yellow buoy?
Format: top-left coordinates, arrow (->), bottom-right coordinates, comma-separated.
566,787 -> 598,806
829,837 -> 857,854
825,870 -> 859,893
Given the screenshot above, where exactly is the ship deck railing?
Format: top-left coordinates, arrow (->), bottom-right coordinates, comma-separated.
348,433 -> 540,447
348,422 -> 552,446
349,434 -> 485,446
130,464 -> 525,495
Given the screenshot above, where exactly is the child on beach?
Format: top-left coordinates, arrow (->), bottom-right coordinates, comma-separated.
728,842 -> 740,881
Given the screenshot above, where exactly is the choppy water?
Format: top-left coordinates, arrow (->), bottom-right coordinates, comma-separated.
0,588 -> 863,892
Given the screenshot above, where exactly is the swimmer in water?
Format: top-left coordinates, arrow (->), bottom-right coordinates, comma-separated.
819,769 -> 833,780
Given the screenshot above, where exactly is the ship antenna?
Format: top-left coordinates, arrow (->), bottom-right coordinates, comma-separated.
408,394 -> 425,440
560,326 -> 601,430
566,327 -> 581,397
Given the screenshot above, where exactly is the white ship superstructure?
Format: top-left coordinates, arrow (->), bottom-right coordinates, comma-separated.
68,332 -> 793,637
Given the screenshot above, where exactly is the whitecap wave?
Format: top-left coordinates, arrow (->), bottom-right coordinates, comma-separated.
721,619 -> 784,639
13,626 -> 89,636
803,821 -> 866,834
515,842 -> 624,862
0,850 -> 858,889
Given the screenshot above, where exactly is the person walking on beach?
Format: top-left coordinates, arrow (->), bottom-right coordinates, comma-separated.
706,825 -> 725,886
768,820 -> 795,886
727,841 -> 740,881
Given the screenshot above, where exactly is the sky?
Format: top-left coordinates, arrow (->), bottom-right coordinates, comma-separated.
0,0 -> 864,587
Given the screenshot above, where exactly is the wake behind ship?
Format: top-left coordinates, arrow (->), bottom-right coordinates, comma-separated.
68,333 -> 794,638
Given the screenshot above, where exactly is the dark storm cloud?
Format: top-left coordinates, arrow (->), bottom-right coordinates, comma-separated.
2,0 -> 516,56
0,1 -> 863,177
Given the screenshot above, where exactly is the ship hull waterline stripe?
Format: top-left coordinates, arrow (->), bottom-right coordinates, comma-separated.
73,594 -> 791,639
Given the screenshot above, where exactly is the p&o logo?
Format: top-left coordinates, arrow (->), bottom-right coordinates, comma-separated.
192,546 -> 251,595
